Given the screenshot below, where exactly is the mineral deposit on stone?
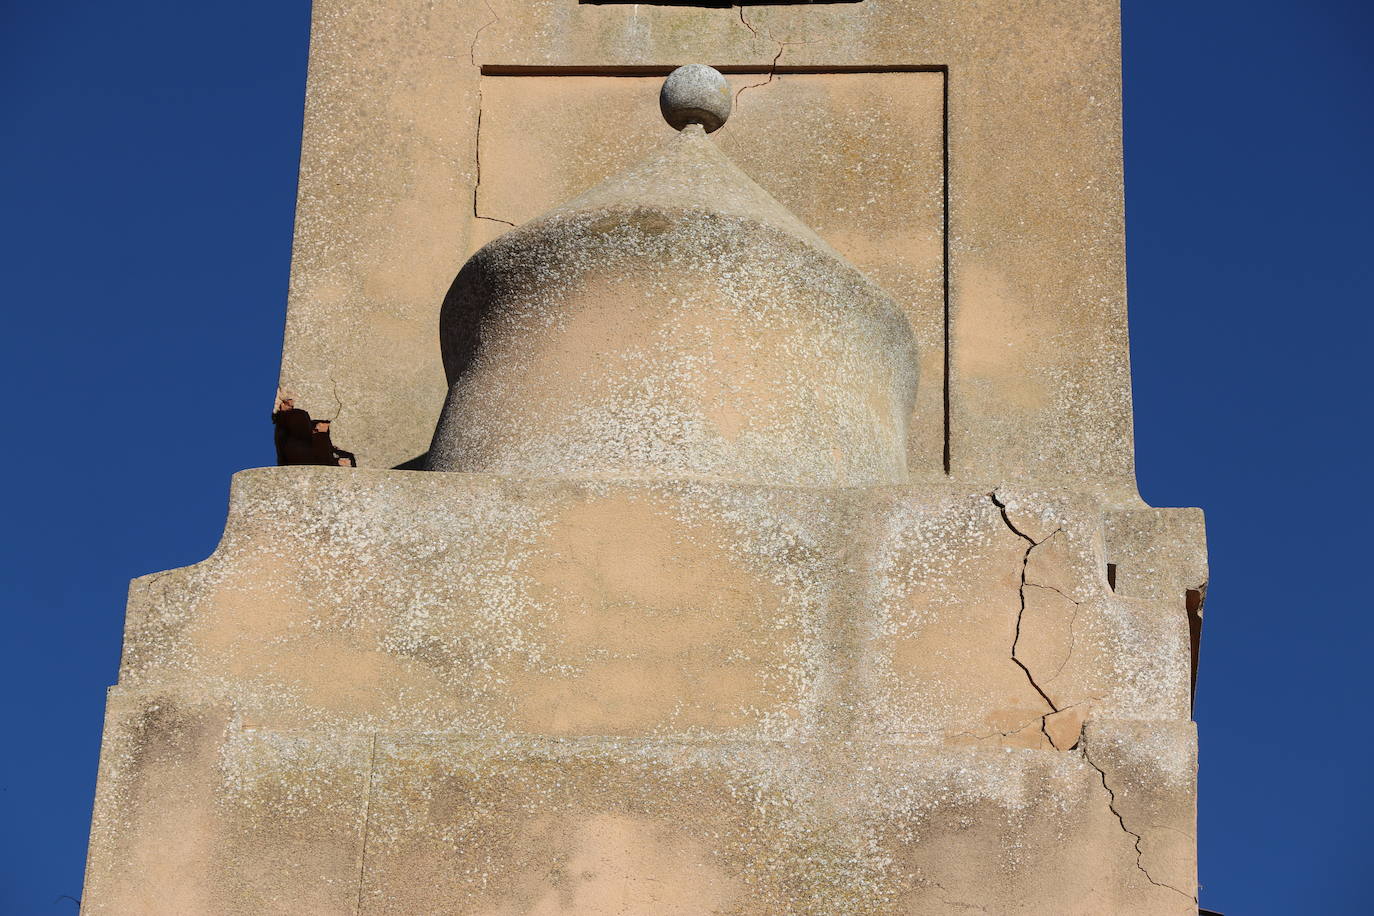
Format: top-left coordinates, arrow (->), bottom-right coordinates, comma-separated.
82,6 -> 1208,915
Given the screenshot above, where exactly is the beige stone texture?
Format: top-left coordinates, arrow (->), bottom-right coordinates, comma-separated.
427,126 -> 918,485
87,703 -> 1196,915
104,471 -> 1194,738
470,71 -> 946,475
84,2 -> 1210,912
83,469 -> 1202,913
280,0 -> 1138,500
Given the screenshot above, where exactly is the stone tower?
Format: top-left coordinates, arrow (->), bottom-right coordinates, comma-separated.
82,4 -> 1207,914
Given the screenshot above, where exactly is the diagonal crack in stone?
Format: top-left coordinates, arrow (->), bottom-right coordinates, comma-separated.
1081,743 -> 1198,904
469,0 -> 499,67
735,6 -> 822,105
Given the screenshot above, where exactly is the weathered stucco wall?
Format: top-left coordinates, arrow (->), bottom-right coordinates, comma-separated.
84,2 -> 1207,912
84,469 -> 1203,913
280,0 -> 1137,499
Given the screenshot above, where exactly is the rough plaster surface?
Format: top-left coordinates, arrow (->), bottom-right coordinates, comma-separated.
84,469 -> 1204,913
279,0 -> 1138,498
427,127 -> 918,485
473,70 -> 946,475
85,1 -> 1209,911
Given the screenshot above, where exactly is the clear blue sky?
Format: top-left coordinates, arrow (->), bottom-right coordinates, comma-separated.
2,1 -> 1369,912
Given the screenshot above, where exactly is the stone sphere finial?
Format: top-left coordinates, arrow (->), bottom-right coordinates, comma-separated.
660,64 -> 732,133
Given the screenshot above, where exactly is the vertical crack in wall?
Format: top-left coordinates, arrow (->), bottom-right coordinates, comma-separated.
736,5 -> 760,38
353,734 -> 378,915
989,492 -> 1060,744
1081,744 -> 1198,904
472,99 -> 516,228
470,7 -> 516,229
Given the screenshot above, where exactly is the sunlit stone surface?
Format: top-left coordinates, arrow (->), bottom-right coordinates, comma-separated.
82,7 -> 1207,914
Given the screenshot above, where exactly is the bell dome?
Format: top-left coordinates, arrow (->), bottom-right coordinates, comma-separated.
426,70 -> 918,486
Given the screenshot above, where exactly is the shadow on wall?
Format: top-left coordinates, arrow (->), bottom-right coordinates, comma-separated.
272,390 -> 357,468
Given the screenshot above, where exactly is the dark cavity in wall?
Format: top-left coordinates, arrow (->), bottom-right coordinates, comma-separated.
1186,586 -> 1206,706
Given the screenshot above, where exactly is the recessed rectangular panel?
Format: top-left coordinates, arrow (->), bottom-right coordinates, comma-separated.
476,70 -> 945,474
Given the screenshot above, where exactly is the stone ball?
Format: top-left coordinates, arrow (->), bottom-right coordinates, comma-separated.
659,64 -> 732,133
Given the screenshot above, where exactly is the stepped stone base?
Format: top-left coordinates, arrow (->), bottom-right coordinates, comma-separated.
83,468 -> 1203,913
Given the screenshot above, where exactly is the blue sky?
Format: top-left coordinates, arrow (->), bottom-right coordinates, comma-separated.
2,1 -> 1370,912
